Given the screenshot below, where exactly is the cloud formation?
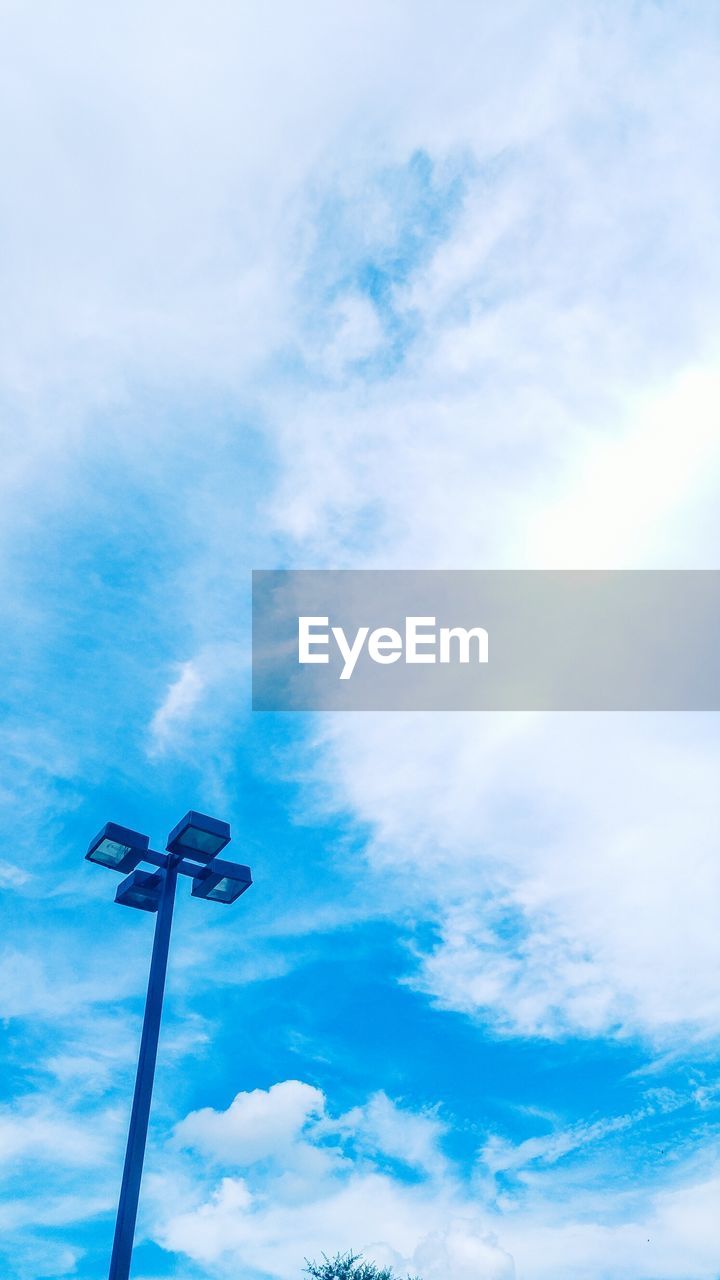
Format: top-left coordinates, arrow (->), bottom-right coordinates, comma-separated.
153,1078 -> 720,1280
160,1081 -> 513,1278
1,3 -> 719,1278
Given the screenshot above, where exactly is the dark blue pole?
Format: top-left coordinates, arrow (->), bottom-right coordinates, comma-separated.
108,864 -> 177,1280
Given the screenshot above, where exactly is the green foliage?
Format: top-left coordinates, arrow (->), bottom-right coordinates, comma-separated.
303,1251 -> 419,1280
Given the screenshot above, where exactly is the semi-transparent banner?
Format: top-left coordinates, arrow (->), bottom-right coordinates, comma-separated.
252,570 -> 720,711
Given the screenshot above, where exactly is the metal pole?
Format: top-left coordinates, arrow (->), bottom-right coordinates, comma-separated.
108,863 -> 177,1280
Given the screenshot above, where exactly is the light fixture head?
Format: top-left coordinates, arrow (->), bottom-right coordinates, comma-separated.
191,857 -> 252,904
115,869 -> 162,912
166,811 -> 231,862
86,822 -> 149,874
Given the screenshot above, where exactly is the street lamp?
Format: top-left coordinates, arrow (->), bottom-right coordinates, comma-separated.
86,811 -> 252,1280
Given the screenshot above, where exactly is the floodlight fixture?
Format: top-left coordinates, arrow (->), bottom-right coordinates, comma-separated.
166,810 -> 231,861
86,822 -> 149,874
115,869 -> 162,913
192,857 -> 252,904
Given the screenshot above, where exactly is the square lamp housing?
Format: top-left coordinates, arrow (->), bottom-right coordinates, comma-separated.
86,822 -> 149,874
115,869 -> 162,912
166,811 -> 230,862
192,857 -> 252,904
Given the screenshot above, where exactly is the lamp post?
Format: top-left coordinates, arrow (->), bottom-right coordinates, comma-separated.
86,811 -> 252,1280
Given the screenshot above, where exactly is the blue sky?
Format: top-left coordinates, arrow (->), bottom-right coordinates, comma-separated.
2,3 -> 720,1278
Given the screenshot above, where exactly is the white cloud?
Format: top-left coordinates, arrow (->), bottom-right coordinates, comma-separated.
148,660 -> 206,755
500,1170 -> 720,1280
524,368 -> 720,570
0,860 -> 31,889
161,1175 -> 515,1279
175,1080 -> 326,1168
311,711 -> 720,1041
0,1102 -> 111,1167
160,1081 -> 511,1275
147,643 -> 248,757
313,294 -> 385,381
412,1229 -> 515,1280
338,1092 -> 448,1178
264,78 -> 720,1138
155,1078 -> 720,1280
479,1084 -> 691,1180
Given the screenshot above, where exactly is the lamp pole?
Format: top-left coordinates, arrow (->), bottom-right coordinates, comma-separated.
85,811 -> 252,1280
108,863 -> 177,1280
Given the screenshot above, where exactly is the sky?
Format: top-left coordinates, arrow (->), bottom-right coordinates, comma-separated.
1,2 -> 720,1278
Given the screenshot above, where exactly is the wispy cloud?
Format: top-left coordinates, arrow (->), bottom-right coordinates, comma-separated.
148,661 -> 207,756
